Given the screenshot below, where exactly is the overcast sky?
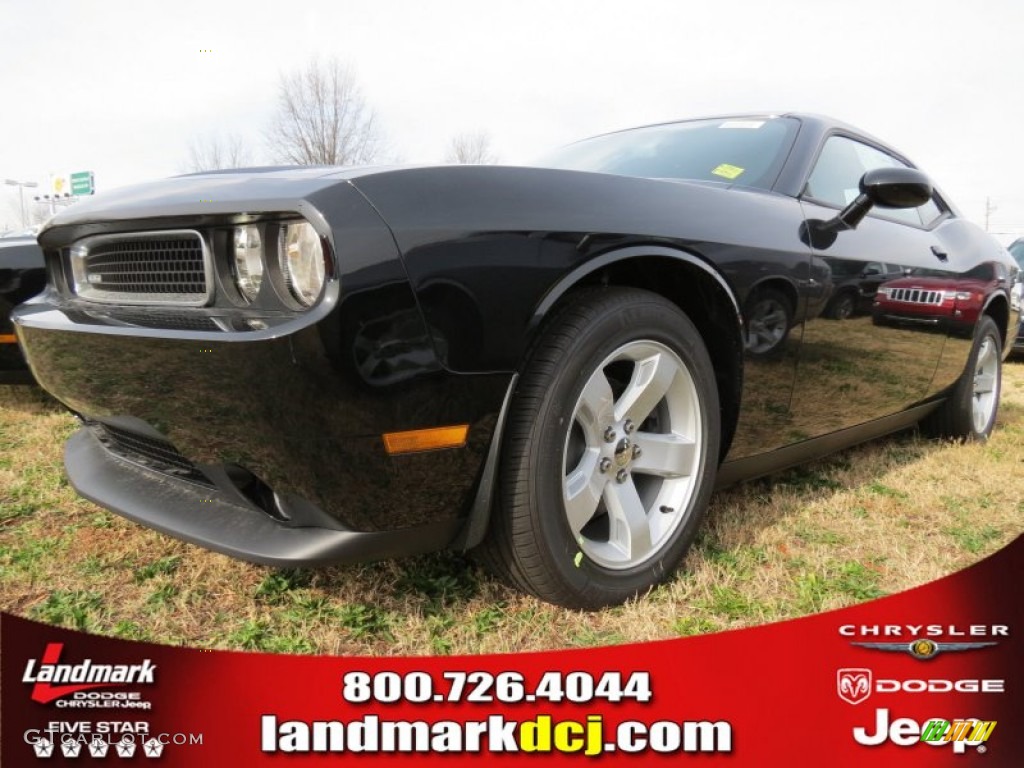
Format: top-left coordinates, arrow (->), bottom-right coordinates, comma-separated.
1,0 -> 1022,236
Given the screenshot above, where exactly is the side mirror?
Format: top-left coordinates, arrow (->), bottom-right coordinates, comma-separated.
860,167 -> 932,209
803,167 -> 933,249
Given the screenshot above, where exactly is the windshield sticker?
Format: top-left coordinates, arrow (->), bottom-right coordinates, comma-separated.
718,120 -> 766,130
711,163 -> 745,180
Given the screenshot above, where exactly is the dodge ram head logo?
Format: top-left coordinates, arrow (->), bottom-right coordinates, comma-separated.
838,668 -> 873,705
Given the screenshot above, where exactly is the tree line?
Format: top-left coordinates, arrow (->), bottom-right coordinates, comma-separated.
186,57 -> 497,172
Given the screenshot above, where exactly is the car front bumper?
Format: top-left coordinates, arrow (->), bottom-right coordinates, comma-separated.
65,427 -> 462,565
14,294 -> 511,563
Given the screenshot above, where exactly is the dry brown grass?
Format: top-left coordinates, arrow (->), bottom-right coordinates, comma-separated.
2,363 -> 1023,655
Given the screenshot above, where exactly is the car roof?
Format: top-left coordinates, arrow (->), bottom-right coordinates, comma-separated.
573,112 -> 909,164
583,111 -> 879,139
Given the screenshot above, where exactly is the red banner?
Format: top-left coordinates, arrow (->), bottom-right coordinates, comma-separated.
3,535 -> 1021,766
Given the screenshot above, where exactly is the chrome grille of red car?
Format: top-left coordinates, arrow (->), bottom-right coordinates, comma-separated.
69,230 -> 213,306
886,287 -> 943,305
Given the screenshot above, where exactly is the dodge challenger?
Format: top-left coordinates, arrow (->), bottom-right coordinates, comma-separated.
13,114 -> 1020,608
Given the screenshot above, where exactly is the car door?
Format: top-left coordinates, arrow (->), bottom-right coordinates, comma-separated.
789,134 -> 952,436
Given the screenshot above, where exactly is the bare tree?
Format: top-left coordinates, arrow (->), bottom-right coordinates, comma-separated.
266,57 -> 384,166
445,131 -> 498,164
185,133 -> 253,172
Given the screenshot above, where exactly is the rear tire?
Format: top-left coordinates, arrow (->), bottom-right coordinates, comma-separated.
479,287 -> 720,609
922,315 -> 1002,441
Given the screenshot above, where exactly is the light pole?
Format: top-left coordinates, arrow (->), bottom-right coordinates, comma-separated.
4,178 -> 39,229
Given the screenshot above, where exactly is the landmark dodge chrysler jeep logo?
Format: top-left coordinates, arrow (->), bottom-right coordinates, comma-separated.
838,669 -> 872,705
853,709 -> 996,754
22,643 -> 156,704
840,624 -> 1006,660
851,639 -> 997,660
837,668 -> 1004,705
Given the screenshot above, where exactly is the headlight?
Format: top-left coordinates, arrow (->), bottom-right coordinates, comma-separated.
280,221 -> 325,307
233,226 -> 263,302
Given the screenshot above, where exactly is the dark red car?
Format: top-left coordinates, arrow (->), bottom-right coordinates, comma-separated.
873,262 -> 1012,336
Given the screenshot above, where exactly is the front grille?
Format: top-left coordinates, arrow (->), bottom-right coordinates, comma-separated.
89,422 -> 213,487
70,230 -> 212,306
886,287 -> 943,305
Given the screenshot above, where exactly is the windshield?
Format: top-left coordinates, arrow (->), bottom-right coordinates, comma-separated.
535,116 -> 800,190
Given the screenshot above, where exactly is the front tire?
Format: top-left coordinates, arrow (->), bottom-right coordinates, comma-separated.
922,315 -> 1002,441
481,288 -> 720,609
825,292 -> 856,320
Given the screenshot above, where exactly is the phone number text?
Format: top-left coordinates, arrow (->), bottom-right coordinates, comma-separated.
342,671 -> 652,705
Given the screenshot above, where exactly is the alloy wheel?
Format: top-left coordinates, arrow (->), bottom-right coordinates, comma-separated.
746,298 -> 789,353
561,340 -> 702,570
971,335 -> 999,434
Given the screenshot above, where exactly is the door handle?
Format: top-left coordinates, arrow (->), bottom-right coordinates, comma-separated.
931,246 -> 949,262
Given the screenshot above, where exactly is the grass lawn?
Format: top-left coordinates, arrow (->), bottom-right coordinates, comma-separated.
2,362 -> 1023,655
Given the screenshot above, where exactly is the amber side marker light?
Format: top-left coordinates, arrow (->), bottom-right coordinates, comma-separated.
0,334 -> 18,344
383,425 -> 469,455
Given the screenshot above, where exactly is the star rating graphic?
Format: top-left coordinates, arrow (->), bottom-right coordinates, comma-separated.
60,739 -> 83,758
115,738 -> 137,758
30,731 -> 180,760
88,736 -> 110,758
33,737 -> 54,758
143,738 -> 165,758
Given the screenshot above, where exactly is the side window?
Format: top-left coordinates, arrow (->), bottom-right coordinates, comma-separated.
804,136 -> 940,227
804,137 -> 867,208
915,196 -> 942,227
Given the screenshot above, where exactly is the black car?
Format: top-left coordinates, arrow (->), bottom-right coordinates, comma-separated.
820,259 -> 903,319
1009,238 -> 1024,355
13,114 -> 1020,609
0,232 -> 45,383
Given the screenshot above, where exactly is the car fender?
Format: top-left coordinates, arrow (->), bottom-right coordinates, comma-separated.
529,244 -> 742,332
980,289 -> 1015,352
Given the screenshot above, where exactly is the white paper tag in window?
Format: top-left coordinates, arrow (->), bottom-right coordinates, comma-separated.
718,120 -> 766,130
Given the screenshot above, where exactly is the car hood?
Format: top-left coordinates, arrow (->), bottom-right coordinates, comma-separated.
35,164 -> 471,246
883,276 -> 992,290
882,276 -> 957,289
38,162 -> 786,254
38,167 -> 355,240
